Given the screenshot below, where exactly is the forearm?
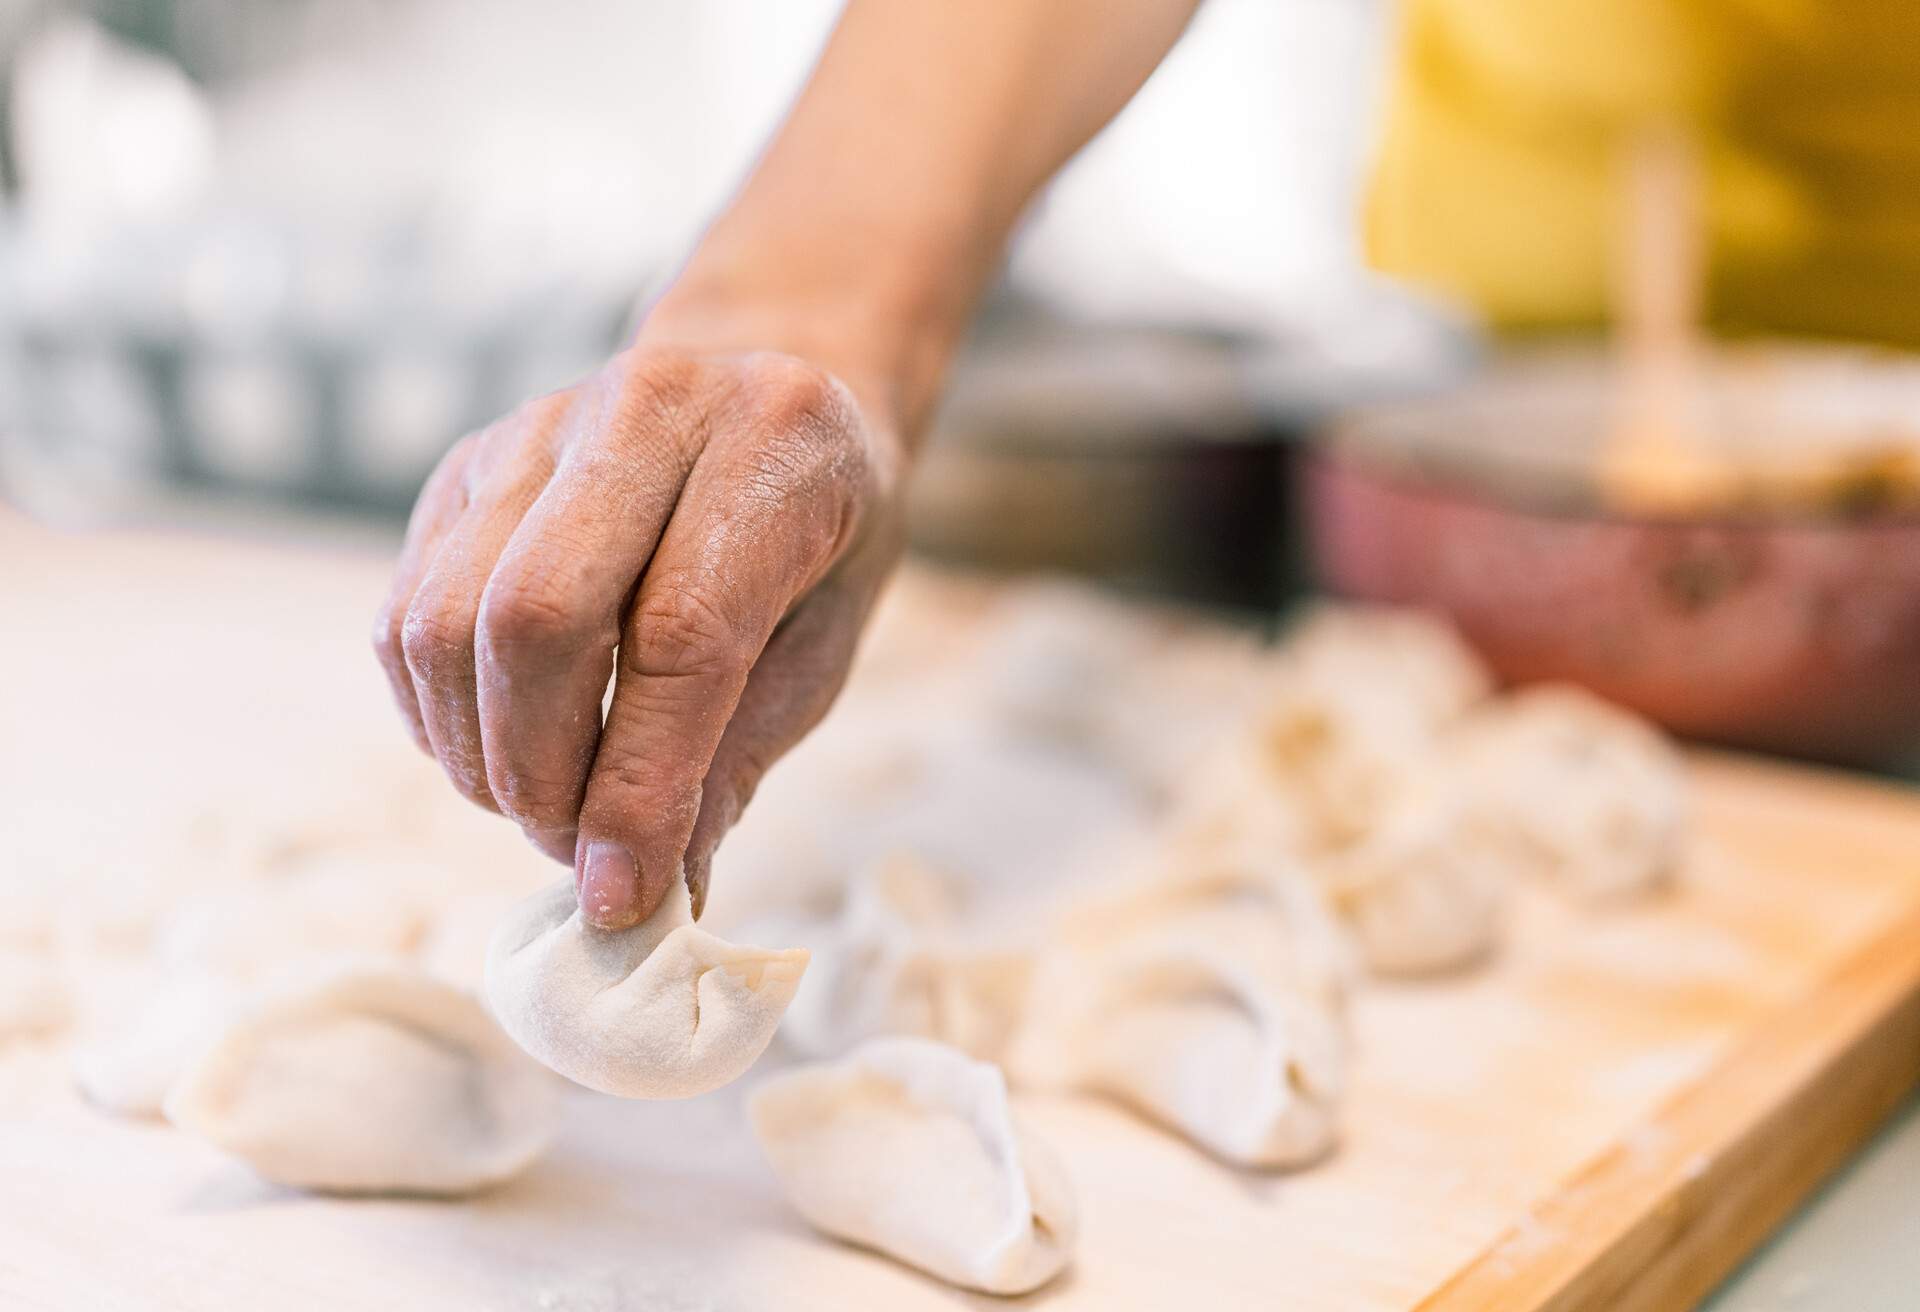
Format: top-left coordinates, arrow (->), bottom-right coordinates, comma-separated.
642,0 -> 1203,442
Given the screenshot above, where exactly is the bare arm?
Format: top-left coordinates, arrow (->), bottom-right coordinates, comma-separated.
373,0 -> 1202,928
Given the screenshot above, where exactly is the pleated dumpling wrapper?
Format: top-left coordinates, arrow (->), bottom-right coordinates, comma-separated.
751,855 -> 1032,1063
1457,684 -> 1688,901
486,880 -> 808,1098
1313,782 -> 1512,977
1012,850 -> 1351,1167
749,1036 -> 1077,1295
1174,604 -> 1493,857
164,964 -> 558,1196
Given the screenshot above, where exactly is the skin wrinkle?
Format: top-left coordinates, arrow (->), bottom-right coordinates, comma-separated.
466,366 -> 716,836
383,345 -> 907,927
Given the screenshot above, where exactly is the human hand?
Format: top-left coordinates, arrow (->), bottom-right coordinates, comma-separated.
373,347 -> 905,928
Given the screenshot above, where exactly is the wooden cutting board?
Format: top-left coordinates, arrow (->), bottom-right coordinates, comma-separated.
3,511 -> 1919,1310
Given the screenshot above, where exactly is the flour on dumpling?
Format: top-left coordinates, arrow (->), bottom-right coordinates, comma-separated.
165,964 -> 557,1196
753,855 -> 1031,1063
1458,684 -> 1687,900
72,971 -> 237,1116
1012,846 -> 1351,1167
749,1036 -> 1077,1295
1311,782 -> 1511,976
485,881 -> 807,1099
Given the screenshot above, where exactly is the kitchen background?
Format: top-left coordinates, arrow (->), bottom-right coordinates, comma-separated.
0,0 -> 1468,607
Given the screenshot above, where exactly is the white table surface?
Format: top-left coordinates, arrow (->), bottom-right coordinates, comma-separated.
1702,1094 -> 1920,1311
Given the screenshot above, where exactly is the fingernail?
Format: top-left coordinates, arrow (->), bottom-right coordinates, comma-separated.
687,865 -> 710,921
578,841 -> 642,929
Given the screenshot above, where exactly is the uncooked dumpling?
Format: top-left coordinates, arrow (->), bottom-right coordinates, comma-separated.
1194,604 -> 1491,851
1312,783 -> 1510,976
79,856 -> 441,1117
165,964 -> 558,1195
72,971 -> 236,1116
485,881 -> 808,1099
749,1036 -> 1077,1295
756,856 -> 1031,1063
1054,845 -> 1356,1006
1458,684 -> 1688,900
1279,603 -> 1493,726
1019,936 -> 1345,1167
1012,847 -> 1351,1167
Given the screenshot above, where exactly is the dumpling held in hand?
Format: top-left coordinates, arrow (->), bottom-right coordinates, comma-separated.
749,1036 -> 1077,1295
165,964 -> 558,1196
485,881 -> 808,1099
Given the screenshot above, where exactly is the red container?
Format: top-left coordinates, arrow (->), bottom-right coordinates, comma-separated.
1306,451 -> 1920,766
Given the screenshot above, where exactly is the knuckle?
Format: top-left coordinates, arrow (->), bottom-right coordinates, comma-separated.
477,574 -> 582,656
744,354 -> 845,429
399,599 -> 473,678
737,355 -> 869,509
628,575 -> 750,679
560,349 -> 708,475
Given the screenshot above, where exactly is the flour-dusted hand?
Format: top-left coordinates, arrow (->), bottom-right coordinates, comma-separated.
373,348 -> 906,928
372,0 -> 1208,926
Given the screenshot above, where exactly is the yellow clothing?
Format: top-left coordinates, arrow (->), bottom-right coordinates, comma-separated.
1366,0 -> 1920,347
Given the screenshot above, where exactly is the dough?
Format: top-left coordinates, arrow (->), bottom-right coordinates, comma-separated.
1054,845 -> 1356,1006
72,972 -> 236,1116
754,856 -> 1031,1063
166,964 -> 557,1196
1279,603 -> 1493,726
975,580 -> 1268,795
1011,847 -> 1351,1167
1238,675 -> 1442,851
1020,937 -> 1345,1167
748,1036 -> 1077,1295
1458,684 -> 1688,900
1191,605 -> 1492,852
485,881 -> 808,1099
1312,784 -> 1510,976
0,948 -> 71,1039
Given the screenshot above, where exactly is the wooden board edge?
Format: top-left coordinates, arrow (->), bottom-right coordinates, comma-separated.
1415,898 -> 1920,1312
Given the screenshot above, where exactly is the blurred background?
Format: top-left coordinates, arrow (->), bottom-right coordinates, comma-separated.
2,0 -> 1918,764
0,0 -> 1441,528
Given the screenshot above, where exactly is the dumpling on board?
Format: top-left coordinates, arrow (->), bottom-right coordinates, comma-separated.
1457,684 -> 1688,901
1279,603 -> 1493,726
1184,604 -> 1493,853
165,964 -> 558,1196
76,854 -> 449,1118
72,971 -> 236,1116
1011,846 -> 1352,1168
1052,844 -> 1356,1006
748,1036 -> 1077,1296
1018,937 -> 1345,1168
753,855 -> 1032,1063
485,881 -> 808,1099
1311,783 -> 1511,976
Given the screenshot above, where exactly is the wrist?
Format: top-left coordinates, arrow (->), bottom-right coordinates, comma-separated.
638,218 -> 990,450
